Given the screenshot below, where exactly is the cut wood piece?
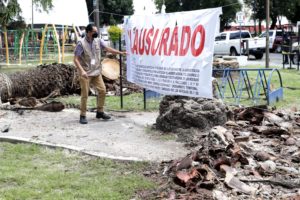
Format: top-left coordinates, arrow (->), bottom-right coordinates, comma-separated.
18,97 -> 38,107
176,168 -> 199,183
176,155 -> 193,171
35,101 -> 65,112
255,151 -> 272,161
225,176 -> 256,195
261,127 -> 290,136
220,165 -> 256,195
101,58 -> 120,80
264,112 -> 284,124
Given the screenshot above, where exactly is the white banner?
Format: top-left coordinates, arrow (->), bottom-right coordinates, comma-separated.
124,8 -> 222,98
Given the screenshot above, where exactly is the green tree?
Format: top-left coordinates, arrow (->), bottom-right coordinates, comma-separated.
269,0 -> 300,29
289,5 -> 300,24
0,0 -> 22,28
284,1 -> 300,25
0,0 -> 53,28
243,0 -> 265,33
108,25 -> 122,48
86,0 -> 134,25
32,0 -> 53,11
109,14 -> 116,25
101,0 -> 133,24
244,0 -> 300,31
0,0 -> 53,64
154,0 -> 241,31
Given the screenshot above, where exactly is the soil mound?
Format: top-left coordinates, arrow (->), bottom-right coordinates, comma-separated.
156,96 -> 231,132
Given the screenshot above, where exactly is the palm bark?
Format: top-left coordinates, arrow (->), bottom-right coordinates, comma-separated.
0,63 -> 80,103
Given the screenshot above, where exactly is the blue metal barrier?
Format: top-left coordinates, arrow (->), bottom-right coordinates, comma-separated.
213,68 -> 283,105
266,69 -> 283,104
144,89 -> 161,99
143,89 -> 162,110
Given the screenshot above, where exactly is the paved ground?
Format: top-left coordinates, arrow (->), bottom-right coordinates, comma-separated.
247,53 -> 299,68
0,109 -> 188,162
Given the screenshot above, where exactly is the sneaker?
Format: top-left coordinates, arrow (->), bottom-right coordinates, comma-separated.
96,112 -> 111,120
79,115 -> 88,124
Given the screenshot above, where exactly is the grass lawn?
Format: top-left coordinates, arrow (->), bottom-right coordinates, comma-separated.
58,92 -> 161,112
0,142 -> 156,200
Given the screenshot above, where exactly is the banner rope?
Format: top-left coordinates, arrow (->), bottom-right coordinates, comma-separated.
96,3 -> 240,17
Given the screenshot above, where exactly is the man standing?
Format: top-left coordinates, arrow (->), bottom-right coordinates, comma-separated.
74,24 -> 126,124
282,31 -> 293,64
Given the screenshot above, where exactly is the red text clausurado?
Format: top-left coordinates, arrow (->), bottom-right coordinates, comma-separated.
128,25 -> 206,57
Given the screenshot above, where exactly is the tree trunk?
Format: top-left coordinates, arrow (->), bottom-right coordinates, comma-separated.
254,19 -> 257,36
277,16 -> 282,29
0,63 -> 80,103
270,16 -> 277,29
0,62 -> 141,103
259,20 -> 262,34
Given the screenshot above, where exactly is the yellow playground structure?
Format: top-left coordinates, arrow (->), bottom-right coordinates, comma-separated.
0,24 -> 81,65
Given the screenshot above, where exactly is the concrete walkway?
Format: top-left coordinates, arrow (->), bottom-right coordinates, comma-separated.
0,109 -> 188,162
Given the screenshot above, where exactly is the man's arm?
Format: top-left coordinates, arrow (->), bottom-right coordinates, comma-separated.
73,56 -> 88,79
103,46 -> 127,56
74,42 -> 88,79
99,38 -> 126,55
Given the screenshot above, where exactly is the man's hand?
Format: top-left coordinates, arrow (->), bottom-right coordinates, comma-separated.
120,51 -> 128,56
104,46 -> 128,56
81,70 -> 88,79
74,56 -> 88,79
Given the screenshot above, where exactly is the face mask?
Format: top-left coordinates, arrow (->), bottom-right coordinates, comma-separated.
92,32 -> 98,38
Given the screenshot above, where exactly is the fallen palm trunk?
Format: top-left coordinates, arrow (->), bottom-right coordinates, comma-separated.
0,63 -> 79,103
0,63 -> 142,103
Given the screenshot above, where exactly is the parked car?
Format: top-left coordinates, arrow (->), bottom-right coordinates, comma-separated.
259,30 -> 283,52
100,29 -> 110,46
214,30 -> 265,59
260,30 -> 298,53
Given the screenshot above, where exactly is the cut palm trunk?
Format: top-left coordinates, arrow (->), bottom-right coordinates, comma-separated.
0,63 -> 80,103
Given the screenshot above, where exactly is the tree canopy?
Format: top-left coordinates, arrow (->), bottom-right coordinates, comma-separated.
0,0 -> 53,29
86,0 -> 134,25
0,0 -> 22,29
244,0 -> 300,30
154,0 -> 242,31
